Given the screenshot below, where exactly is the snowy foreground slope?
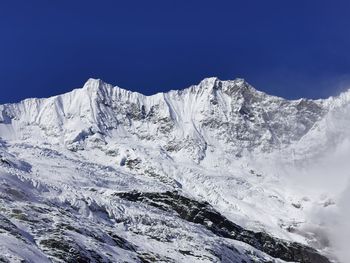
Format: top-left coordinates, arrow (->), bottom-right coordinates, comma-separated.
0,77 -> 349,262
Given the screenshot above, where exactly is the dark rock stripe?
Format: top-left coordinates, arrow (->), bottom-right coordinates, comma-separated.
114,191 -> 331,263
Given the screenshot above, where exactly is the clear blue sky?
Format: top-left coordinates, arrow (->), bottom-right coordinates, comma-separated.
1,0 -> 350,103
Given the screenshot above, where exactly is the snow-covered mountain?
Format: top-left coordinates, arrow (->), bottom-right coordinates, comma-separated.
0,77 -> 349,262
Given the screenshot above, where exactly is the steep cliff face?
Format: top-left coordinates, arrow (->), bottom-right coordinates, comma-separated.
0,77 -> 348,262
0,77 -> 328,159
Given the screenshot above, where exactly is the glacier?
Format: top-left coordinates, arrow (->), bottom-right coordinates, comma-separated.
0,77 -> 349,262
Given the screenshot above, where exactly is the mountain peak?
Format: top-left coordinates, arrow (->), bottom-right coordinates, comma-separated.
198,77 -> 247,87
198,77 -> 219,86
82,78 -> 107,91
196,77 -> 252,93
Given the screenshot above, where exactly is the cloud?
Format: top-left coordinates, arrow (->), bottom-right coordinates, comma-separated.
281,100 -> 350,262
297,144 -> 350,263
308,182 -> 350,263
331,184 -> 350,262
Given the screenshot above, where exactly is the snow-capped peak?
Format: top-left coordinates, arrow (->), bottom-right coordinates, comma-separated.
198,76 -> 219,88
83,77 -> 105,88
197,76 -> 253,93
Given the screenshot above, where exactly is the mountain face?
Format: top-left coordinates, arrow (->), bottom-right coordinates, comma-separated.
0,78 -> 349,263
0,78 -> 326,156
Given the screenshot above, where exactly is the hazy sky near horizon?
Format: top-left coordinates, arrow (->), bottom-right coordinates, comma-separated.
1,0 -> 350,103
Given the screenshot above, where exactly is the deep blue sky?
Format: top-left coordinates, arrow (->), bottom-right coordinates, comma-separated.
1,1 -> 350,103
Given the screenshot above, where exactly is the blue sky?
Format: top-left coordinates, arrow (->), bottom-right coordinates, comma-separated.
1,0 -> 350,103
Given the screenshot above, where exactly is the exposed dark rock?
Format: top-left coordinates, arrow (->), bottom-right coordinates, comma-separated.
114,191 -> 331,263
125,158 -> 142,170
108,232 -> 137,252
138,252 -> 174,263
0,256 -> 10,263
40,237 -> 102,263
0,158 -> 11,166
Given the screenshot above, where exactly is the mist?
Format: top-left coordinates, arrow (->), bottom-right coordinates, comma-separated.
304,160 -> 350,263
290,137 -> 350,262
330,184 -> 350,262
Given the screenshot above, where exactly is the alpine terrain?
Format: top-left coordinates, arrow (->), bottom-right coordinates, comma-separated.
0,77 -> 349,263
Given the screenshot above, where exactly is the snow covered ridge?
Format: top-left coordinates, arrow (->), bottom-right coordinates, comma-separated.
0,77 -> 333,155
0,77 -> 349,262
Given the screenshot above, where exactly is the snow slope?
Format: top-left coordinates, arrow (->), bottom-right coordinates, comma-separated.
0,77 -> 349,262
